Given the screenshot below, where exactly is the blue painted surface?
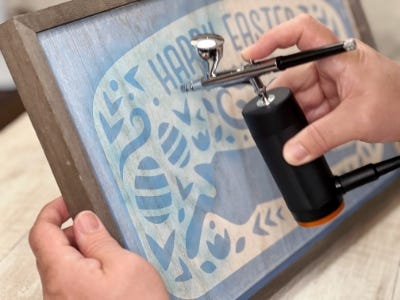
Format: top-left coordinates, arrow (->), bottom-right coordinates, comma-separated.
37,1 -> 399,299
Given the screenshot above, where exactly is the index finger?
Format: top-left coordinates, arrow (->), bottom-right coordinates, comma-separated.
29,198 -> 79,264
34,197 -> 70,227
242,14 -> 339,60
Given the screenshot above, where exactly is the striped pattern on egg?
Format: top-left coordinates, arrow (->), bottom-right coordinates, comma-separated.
135,157 -> 172,224
158,122 -> 190,168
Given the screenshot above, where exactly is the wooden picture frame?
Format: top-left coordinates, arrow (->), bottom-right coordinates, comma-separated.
1,0 -> 397,298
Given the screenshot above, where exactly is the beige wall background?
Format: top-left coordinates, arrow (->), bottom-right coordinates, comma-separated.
362,0 -> 400,61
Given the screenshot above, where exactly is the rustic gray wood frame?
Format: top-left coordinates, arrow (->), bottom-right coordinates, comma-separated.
0,0 -> 376,297
0,0 -> 141,242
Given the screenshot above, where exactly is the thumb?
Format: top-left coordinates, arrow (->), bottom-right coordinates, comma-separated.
283,108 -> 354,165
73,211 -> 125,264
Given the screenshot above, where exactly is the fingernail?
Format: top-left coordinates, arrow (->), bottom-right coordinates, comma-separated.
240,46 -> 253,60
284,142 -> 310,165
75,211 -> 100,234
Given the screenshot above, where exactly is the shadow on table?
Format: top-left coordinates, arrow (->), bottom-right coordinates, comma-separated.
0,90 -> 25,130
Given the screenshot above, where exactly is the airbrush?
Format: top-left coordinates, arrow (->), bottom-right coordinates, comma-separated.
182,34 -> 400,227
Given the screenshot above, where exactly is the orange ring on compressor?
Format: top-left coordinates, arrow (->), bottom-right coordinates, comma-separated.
297,202 -> 345,228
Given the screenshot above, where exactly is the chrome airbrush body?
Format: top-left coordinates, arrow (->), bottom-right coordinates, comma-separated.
182,34 -> 356,106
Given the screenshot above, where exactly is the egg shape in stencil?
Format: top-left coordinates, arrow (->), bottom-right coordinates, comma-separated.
159,122 -> 190,168
134,156 -> 172,224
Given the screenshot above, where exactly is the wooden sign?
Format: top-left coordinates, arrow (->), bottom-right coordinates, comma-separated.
1,0 -> 398,298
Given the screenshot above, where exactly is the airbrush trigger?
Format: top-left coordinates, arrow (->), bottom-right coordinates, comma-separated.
189,33 -> 273,106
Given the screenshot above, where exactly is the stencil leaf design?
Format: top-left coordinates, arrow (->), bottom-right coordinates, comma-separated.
103,92 -> 123,116
99,113 -> 123,143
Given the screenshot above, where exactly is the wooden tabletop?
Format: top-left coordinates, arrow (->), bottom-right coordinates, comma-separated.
0,113 -> 399,300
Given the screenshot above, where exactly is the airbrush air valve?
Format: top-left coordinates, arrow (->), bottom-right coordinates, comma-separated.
182,34 -> 400,227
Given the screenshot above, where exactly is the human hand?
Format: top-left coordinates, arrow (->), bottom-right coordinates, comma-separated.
242,15 -> 400,165
29,197 -> 169,300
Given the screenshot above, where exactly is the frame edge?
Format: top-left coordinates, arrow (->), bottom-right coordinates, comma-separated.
0,17 -> 124,243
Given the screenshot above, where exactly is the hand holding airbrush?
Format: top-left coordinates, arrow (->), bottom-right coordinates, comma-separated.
182,27 -> 400,227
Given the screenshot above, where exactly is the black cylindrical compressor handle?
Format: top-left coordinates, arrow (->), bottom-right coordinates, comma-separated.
242,87 -> 343,226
